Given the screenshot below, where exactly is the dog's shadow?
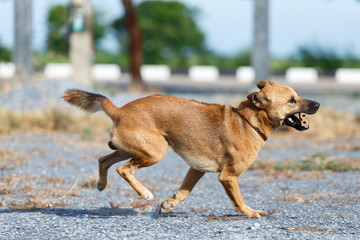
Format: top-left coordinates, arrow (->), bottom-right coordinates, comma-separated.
0,207 -> 181,219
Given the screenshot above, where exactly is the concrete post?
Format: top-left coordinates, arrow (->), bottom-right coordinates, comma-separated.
69,0 -> 93,85
13,0 -> 33,79
252,0 -> 269,84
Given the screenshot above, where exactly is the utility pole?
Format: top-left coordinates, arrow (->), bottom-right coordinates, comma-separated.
252,0 -> 269,84
13,0 -> 33,80
69,0 -> 93,85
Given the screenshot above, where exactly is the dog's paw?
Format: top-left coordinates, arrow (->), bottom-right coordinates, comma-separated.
96,180 -> 106,191
251,210 -> 267,218
239,205 -> 267,218
157,201 -> 171,214
140,189 -> 154,200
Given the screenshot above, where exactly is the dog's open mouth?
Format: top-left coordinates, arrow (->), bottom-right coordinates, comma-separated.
284,113 -> 309,131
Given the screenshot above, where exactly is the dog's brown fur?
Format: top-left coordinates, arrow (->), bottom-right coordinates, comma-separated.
63,80 -> 319,218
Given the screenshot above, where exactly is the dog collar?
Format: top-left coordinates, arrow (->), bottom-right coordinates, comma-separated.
232,108 -> 268,142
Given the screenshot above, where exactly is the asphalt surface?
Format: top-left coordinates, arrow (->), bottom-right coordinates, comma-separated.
0,134 -> 359,240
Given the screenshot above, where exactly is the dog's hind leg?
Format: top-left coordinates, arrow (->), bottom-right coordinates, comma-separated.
116,134 -> 168,200
158,168 -> 204,213
97,150 -> 132,191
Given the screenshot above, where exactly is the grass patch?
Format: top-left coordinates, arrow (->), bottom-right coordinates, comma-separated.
0,149 -> 28,171
6,197 -> 72,210
1,173 -> 79,210
309,108 -> 360,139
251,152 -> 360,174
0,174 -> 35,195
80,175 -> 98,189
300,153 -> 359,172
80,174 -> 113,190
0,174 -> 76,197
0,108 -> 111,135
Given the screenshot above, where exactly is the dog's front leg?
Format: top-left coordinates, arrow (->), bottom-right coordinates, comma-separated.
159,168 -> 205,213
218,167 -> 266,218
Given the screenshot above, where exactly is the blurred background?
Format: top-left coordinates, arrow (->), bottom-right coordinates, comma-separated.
0,0 -> 359,140
0,0 -> 360,88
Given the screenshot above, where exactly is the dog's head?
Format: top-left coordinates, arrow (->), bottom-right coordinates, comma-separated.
247,80 -> 320,131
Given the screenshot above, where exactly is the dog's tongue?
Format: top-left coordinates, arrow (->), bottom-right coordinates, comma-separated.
299,113 -> 309,129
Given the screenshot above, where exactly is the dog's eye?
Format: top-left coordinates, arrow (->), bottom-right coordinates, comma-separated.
288,98 -> 296,104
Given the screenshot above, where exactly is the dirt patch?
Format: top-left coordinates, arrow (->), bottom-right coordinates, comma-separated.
204,214 -> 249,221
275,225 -> 329,232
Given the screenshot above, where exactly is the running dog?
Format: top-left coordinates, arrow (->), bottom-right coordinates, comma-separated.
63,80 -> 319,218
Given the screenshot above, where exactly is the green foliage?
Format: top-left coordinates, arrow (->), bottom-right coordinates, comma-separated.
351,92 -> 360,98
214,51 -> 251,70
34,51 -> 69,69
295,45 -> 360,73
112,0 -> 207,68
0,44 -> 11,62
270,45 -> 360,74
43,2 -> 360,72
93,14 -> 107,49
183,50 -> 251,71
46,4 -> 106,55
34,49 -> 126,70
93,50 -> 127,66
296,45 -> 342,73
46,5 -> 69,54
270,58 -> 303,74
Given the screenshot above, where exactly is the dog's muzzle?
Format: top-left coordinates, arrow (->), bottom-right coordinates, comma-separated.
284,100 -> 320,131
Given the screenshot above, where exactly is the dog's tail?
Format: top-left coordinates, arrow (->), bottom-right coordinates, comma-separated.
63,89 -> 118,120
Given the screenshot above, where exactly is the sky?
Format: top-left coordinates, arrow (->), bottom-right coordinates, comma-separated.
0,0 -> 360,58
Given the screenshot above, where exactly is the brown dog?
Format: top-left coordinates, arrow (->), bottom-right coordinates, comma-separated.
63,80 -> 319,218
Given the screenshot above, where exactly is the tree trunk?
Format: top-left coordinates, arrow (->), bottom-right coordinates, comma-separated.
121,0 -> 144,91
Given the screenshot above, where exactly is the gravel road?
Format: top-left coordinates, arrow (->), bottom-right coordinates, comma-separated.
0,80 -> 359,239
0,134 -> 359,240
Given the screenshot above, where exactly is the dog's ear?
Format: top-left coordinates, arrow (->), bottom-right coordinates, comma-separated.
257,80 -> 274,90
247,92 -> 268,109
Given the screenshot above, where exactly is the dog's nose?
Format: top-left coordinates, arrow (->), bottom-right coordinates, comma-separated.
305,99 -> 320,114
313,101 -> 320,110
108,141 -> 117,150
